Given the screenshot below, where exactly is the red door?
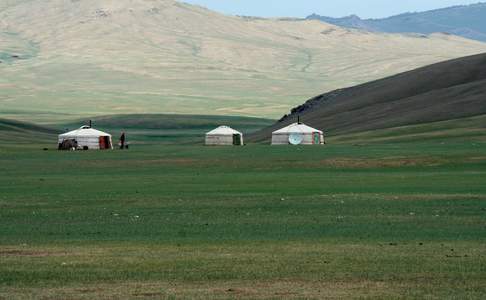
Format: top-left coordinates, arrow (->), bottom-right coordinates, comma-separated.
99,136 -> 106,149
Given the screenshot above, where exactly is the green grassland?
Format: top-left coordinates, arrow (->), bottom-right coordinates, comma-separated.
1,117 -> 486,299
332,114 -> 486,144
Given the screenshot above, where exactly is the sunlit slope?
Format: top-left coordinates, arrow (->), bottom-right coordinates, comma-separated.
1,0 -> 486,121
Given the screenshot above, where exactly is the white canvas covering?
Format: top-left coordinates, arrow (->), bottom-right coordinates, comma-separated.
205,126 -> 243,146
272,123 -> 324,145
58,126 -> 113,150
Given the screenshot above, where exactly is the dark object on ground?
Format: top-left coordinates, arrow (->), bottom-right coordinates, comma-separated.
58,139 -> 78,151
83,146 -> 89,150
249,53 -> 486,142
43,148 -> 48,151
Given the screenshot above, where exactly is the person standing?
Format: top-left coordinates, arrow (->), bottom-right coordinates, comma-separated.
119,132 -> 126,149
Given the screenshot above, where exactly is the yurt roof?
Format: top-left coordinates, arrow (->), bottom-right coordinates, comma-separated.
206,126 -> 242,135
59,126 -> 111,138
273,123 -> 323,134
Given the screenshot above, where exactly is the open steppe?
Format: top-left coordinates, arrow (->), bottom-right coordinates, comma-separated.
1,124 -> 486,299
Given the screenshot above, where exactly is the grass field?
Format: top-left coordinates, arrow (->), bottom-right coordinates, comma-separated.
1,136 -> 486,298
331,114 -> 486,144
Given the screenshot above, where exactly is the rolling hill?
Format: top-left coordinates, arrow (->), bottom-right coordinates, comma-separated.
1,0 -> 486,122
308,3 -> 486,42
0,118 -> 58,145
249,53 -> 486,142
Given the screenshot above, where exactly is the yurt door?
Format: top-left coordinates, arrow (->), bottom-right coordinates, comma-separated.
99,136 -> 106,149
313,132 -> 320,144
105,136 -> 112,149
233,134 -> 241,145
100,136 -> 108,150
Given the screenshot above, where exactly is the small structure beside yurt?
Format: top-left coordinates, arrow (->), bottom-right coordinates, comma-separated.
205,126 -> 243,146
272,122 -> 324,145
58,125 -> 113,150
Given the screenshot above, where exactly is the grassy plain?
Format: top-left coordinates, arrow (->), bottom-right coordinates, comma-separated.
1,133 -> 486,298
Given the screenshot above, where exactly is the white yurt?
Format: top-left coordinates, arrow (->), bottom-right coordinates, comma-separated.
58,125 -> 113,150
272,122 -> 324,145
205,126 -> 243,146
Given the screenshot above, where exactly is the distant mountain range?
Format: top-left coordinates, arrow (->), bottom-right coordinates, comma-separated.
307,3 -> 486,42
250,53 -> 486,141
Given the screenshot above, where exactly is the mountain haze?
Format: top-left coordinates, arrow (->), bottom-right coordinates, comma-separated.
308,3 -> 486,42
1,0 -> 486,122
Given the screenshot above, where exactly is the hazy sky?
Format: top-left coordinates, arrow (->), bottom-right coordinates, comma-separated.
182,0 -> 482,19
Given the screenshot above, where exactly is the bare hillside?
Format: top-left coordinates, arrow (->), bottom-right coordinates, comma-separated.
1,0 -> 486,121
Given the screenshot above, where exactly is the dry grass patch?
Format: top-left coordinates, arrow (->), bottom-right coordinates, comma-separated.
299,157 -> 449,168
0,279 -> 401,300
0,248 -> 69,258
